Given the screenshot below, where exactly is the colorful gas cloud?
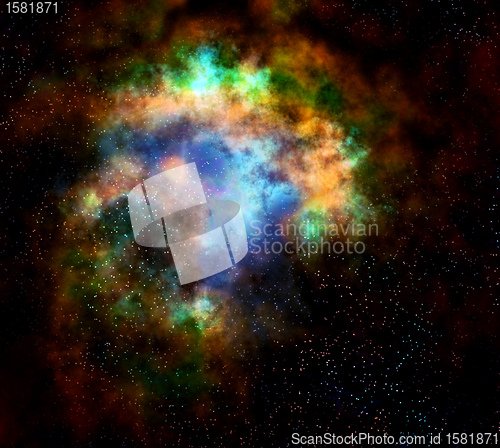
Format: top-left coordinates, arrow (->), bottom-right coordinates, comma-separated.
43,30 -> 405,442
2,0 -> 498,446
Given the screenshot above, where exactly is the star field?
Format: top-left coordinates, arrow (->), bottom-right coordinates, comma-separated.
0,1 -> 498,447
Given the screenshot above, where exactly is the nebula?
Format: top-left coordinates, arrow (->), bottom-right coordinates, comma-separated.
1,1 -> 498,446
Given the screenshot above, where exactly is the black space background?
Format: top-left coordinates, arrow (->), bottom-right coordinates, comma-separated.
0,1 -> 499,447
